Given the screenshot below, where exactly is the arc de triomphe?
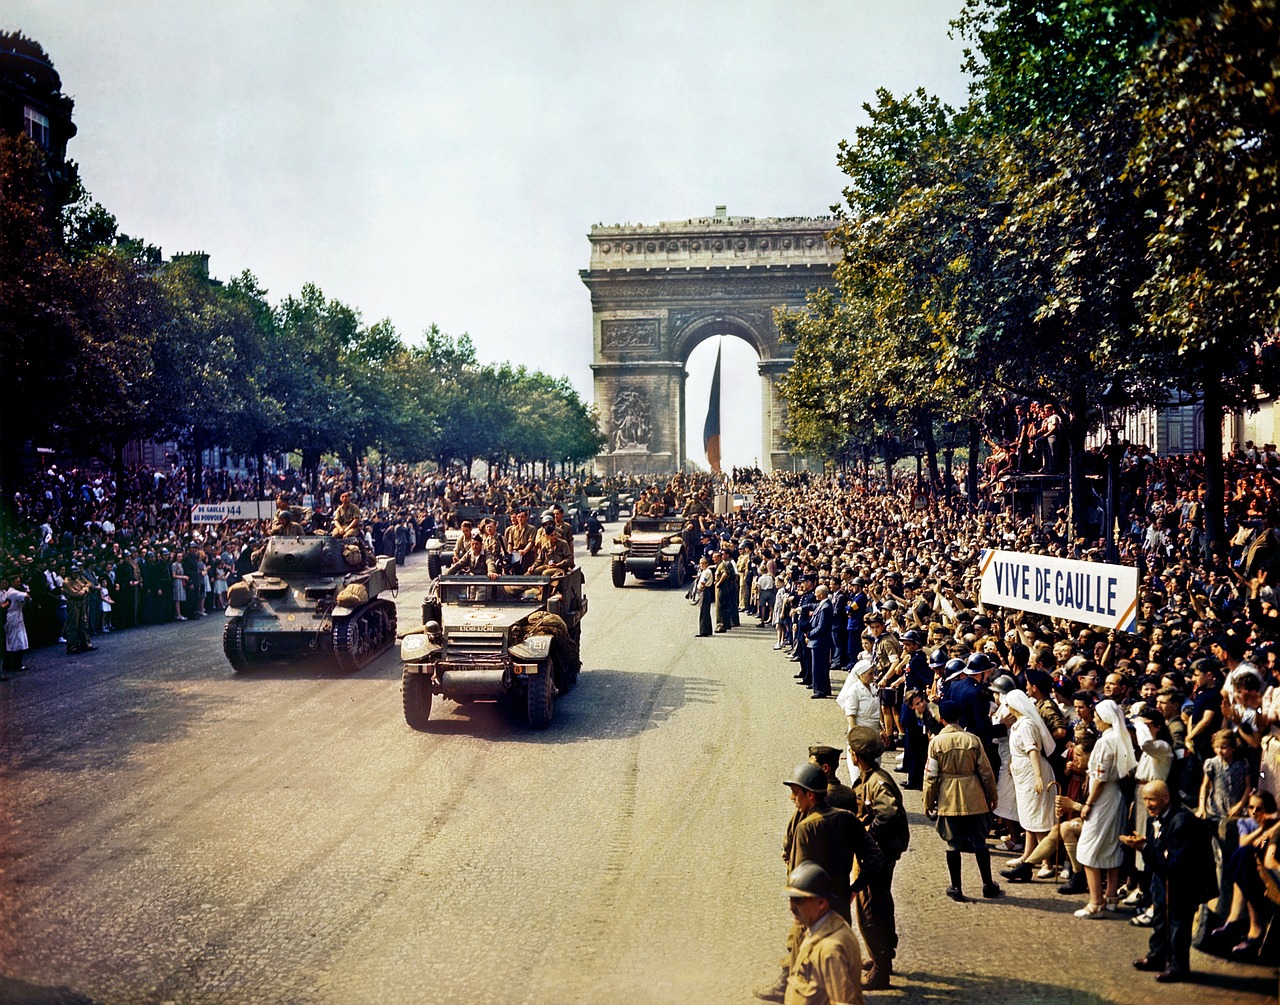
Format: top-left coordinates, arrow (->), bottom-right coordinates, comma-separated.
581,210 -> 839,474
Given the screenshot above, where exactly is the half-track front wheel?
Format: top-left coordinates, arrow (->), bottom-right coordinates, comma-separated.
402,667 -> 433,730
223,616 -> 250,673
427,552 -> 442,580
611,561 -> 626,588
667,557 -> 686,588
525,662 -> 555,729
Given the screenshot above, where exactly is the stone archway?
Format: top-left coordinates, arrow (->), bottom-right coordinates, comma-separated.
581,210 -> 839,474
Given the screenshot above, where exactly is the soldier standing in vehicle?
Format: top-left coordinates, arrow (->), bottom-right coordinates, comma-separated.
504,510 -> 536,573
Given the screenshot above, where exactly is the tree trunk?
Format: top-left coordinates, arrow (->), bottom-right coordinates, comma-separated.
967,419 -> 980,504
112,440 -> 127,519
191,427 -> 206,502
1067,386 -> 1090,536
1202,377 -> 1226,559
921,419 -> 940,483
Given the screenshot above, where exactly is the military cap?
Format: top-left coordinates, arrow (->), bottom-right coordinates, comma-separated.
808,745 -> 841,769
846,725 -> 885,759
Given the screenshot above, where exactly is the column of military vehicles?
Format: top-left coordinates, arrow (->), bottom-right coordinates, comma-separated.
222,487 -> 706,730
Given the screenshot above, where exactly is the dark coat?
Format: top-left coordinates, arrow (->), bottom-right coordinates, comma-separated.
1146,803 -> 1217,907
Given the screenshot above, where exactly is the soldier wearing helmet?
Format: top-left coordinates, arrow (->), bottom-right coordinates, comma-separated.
755,762 -> 883,1004
781,862 -> 864,1005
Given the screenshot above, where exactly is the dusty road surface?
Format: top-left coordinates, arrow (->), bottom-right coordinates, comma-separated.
1,539 -> 1275,1004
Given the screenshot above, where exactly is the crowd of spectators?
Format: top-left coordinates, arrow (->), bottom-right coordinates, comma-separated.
687,444 -> 1280,993
0,459 -> 643,670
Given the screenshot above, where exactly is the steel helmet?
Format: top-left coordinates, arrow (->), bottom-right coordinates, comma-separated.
783,762 -> 828,794
784,860 -> 836,899
945,658 -> 966,676
990,674 -> 1017,695
929,647 -> 949,668
966,652 -> 994,673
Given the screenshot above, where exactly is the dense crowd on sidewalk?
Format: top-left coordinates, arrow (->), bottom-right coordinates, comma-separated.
672,448 -> 1280,1000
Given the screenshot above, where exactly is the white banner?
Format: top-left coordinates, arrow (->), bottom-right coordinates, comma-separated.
978,549 -> 1139,632
191,501 -> 275,524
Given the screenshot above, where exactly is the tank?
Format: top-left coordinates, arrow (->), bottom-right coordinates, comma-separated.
222,535 -> 398,672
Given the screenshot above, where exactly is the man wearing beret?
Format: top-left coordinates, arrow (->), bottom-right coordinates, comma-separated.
848,725 -> 908,990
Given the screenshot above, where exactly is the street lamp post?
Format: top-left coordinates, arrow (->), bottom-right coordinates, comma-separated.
1100,382 -> 1131,564
912,429 -> 925,482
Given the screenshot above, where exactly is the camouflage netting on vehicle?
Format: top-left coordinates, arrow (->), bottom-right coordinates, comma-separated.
524,610 -> 568,643
227,582 -> 252,607
336,584 -> 369,608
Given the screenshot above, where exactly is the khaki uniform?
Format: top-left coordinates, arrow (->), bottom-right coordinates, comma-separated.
63,574 -> 93,652
332,500 -> 363,539
530,536 -> 573,573
504,521 -> 537,570
924,724 -> 998,817
784,911 -> 864,1005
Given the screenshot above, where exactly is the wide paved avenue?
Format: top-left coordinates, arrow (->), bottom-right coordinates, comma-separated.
1,542 -> 1274,1004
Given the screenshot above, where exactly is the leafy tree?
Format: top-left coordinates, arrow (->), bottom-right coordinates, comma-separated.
1125,0 -> 1280,552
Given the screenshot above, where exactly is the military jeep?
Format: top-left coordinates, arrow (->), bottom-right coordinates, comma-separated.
400,568 -> 587,730
609,516 -> 690,588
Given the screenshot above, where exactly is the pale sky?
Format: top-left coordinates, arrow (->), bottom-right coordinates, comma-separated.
5,1 -> 971,469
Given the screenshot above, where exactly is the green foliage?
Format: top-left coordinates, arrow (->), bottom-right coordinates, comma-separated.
0,129 -> 602,493
953,0 -> 1196,131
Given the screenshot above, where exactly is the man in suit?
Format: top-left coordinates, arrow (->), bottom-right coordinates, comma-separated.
1123,779 -> 1216,983
807,585 -> 834,699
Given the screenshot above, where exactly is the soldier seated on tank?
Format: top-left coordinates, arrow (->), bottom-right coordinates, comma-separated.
269,495 -> 306,537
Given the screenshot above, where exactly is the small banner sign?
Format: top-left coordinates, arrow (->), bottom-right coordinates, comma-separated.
191,501 -> 276,524
978,549 -> 1139,632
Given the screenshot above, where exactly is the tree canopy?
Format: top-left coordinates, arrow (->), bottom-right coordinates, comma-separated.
778,0 -> 1279,552
0,129 -> 604,501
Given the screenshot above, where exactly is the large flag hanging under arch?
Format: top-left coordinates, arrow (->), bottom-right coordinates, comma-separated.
703,341 -> 722,473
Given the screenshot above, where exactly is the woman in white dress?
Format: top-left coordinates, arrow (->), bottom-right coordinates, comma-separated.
1,575 -> 31,675
990,679 -> 1021,851
1257,683 -> 1280,799
1073,699 -> 1137,918
1003,688 -> 1056,880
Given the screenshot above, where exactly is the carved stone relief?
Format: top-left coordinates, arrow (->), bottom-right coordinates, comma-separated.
601,318 -> 658,350
610,387 -> 651,452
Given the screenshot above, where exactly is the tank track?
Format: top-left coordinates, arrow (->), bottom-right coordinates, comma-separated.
223,616 -> 250,672
333,598 -> 398,672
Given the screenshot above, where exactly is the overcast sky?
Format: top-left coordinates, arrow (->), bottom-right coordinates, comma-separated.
6,1 -> 971,469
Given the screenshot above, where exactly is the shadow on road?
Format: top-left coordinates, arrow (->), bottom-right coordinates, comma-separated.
890,967 -> 1275,1003
412,668 -> 719,743
0,975 -> 101,1004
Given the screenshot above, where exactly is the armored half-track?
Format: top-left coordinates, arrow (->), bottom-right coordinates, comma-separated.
400,568 -> 587,730
223,536 -> 398,672
609,516 -> 690,588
